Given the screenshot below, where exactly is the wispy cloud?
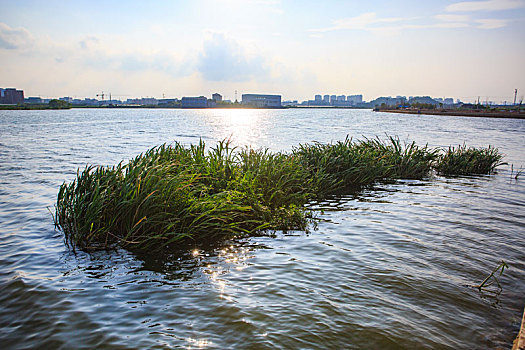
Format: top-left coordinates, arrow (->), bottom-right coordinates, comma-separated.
312,7 -> 513,35
446,0 -> 525,12
475,18 -> 509,28
311,12 -> 405,32
0,22 -> 34,50
434,14 -> 470,22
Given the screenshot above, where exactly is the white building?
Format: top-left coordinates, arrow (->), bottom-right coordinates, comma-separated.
241,94 -> 281,108
347,95 -> 363,104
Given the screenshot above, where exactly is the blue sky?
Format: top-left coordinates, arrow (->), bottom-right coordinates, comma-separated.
1,0 -> 524,103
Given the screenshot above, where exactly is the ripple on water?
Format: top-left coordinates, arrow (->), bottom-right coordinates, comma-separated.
0,109 -> 524,349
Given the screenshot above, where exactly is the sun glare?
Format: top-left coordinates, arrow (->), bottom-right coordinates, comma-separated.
207,109 -> 265,147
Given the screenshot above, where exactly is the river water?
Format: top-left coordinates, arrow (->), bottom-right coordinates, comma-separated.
0,108 -> 524,349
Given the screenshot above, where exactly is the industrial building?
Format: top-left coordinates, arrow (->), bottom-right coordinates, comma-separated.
241,94 -> 281,108
181,96 -> 216,108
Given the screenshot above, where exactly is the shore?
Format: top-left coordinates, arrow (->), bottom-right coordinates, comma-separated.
513,308 -> 525,350
376,109 -> 525,119
377,108 -> 525,119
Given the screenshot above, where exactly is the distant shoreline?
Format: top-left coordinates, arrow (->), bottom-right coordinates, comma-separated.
377,108 -> 525,120
0,105 -> 371,110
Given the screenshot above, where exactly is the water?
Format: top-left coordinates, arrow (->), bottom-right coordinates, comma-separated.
0,108 -> 524,349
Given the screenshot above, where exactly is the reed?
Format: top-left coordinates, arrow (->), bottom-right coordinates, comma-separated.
54,137 -> 505,252
434,145 -> 505,176
293,136 -> 439,195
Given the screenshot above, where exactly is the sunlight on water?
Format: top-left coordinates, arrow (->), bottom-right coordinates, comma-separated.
203,109 -> 267,147
186,337 -> 211,349
202,245 -> 254,302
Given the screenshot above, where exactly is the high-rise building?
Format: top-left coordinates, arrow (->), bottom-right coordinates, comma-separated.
0,88 -> 24,104
314,95 -> 322,102
323,95 -> 329,104
347,95 -> 363,105
330,95 -> 337,104
337,95 -> 346,102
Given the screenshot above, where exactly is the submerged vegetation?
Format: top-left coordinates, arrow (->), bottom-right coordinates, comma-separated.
55,137 -> 505,253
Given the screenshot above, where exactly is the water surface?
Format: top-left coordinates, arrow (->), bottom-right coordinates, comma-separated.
0,108 -> 524,349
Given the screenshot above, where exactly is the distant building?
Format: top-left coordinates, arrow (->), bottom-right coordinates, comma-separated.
158,98 -> 179,106
25,97 -> 43,104
212,93 -> 222,102
181,96 -> 215,108
59,97 -> 73,103
241,94 -> 281,108
82,98 -> 99,105
282,100 -> 298,106
125,98 -> 158,106
444,98 -> 454,105
0,88 -> 24,104
347,95 -> 363,105
323,95 -> 330,104
181,96 -> 208,108
337,95 -> 346,102
314,95 -> 322,102
330,95 -> 337,105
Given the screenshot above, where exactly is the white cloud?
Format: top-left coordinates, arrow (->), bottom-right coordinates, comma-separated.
476,18 -> 509,28
0,22 -> 34,50
446,0 -> 525,12
196,33 -> 269,82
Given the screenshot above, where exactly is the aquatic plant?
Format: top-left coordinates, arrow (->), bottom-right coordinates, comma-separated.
473,260 -> 508,294
293,136 -> 439,195
55,140 -> 314,251
434,145 -> 505,175
55,137 -> 505,252
510,164 -> 523,180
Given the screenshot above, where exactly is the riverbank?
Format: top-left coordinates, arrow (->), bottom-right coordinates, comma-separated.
377,108 -> 525,119
513,308 -> 525,350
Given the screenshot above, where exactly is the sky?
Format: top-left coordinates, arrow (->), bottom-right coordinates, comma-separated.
1,0 -> 524,103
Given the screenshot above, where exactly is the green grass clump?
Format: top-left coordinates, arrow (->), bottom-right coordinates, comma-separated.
435,145 -> 506,176
293,136 -> 439,195
54,137 -> 505,253
55,140 -> 314,251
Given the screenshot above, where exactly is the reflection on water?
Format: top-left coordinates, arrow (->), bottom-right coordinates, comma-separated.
0,108 -> 524,349
203,109 -> 266,147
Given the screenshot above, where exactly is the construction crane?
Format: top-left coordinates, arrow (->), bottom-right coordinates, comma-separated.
96,91 -> 105,101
